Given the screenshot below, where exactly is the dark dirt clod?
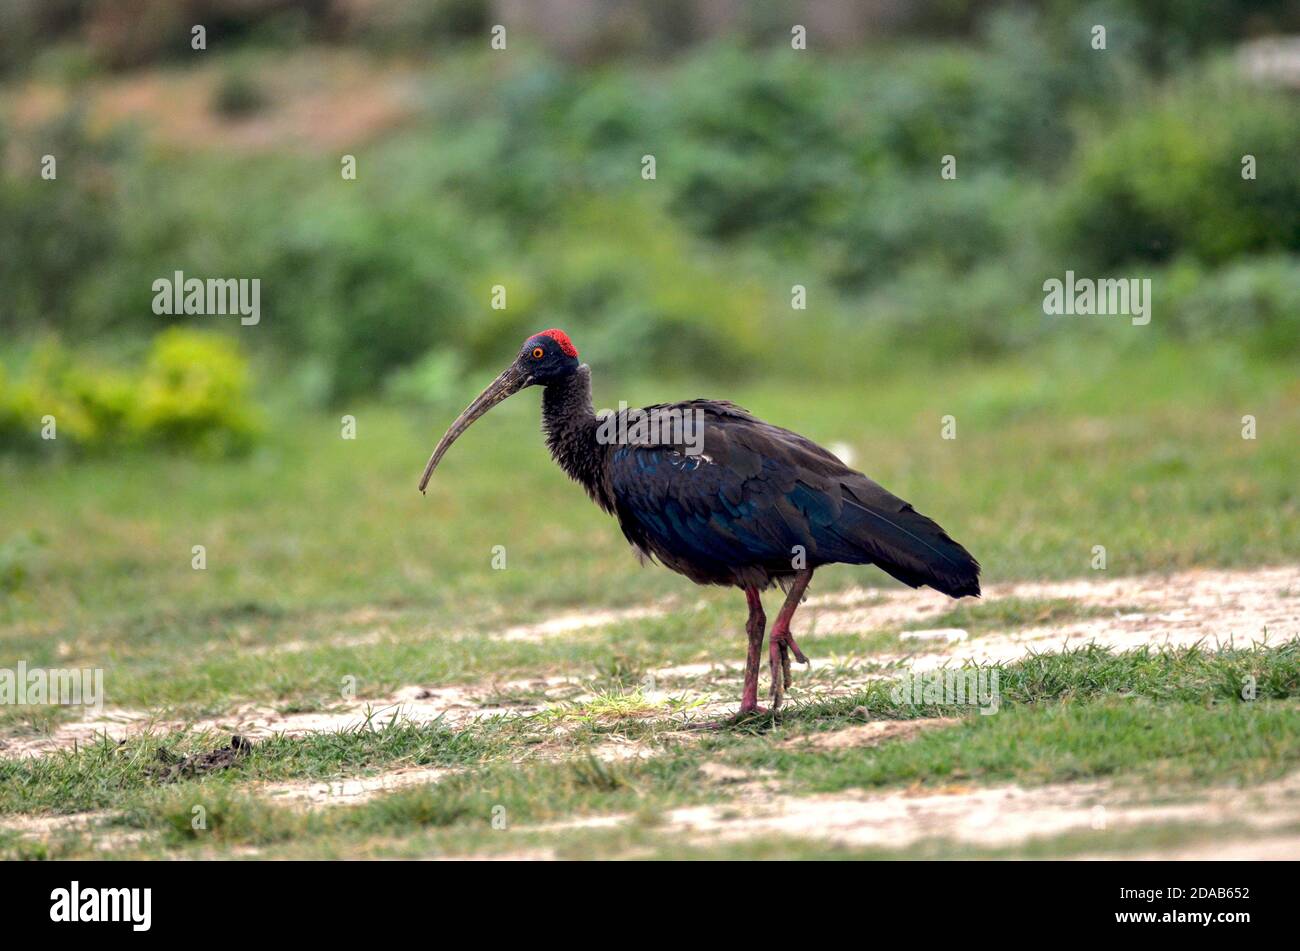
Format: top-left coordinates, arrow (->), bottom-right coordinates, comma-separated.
147,735 -> 252,783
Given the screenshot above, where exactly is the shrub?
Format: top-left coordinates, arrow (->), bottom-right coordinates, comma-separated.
0,331 -> 261,456
821,173 -> 1026,292
1056,77 -> 1300,268
341,0 -> 490,51
0,111 -> 123,338
4,25 -> 1297,397
856,11 -> 1080,174
1162,256 -> 1300,355
0,341 -> 132,451
132,329 -> 262,456
530,197 -> 772,378
251,195 -> 481,403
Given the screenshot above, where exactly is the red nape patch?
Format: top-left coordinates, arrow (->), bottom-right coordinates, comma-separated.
538,328 -> 578,358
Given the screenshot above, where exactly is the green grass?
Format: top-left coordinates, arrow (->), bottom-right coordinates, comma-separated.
1,340 -> 1297,859
3,644 -> 1297,859
778,700 -> 1300,791
534,687 -> 707,724
0,341 -> 1295,724
0,720 -> 499,816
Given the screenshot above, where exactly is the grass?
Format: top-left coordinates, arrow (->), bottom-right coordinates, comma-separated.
0,341 -> 1295,726
902,597 -> 1134,634
1,340 -> 1297,858
0,720 -> 498,816
3,643 -> 1297,859
779,700 -> 1300,790
534,688 -> 707,724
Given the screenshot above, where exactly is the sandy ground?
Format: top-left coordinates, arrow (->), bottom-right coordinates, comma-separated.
523,761 -> 1300,856
656,770 -> 1300,855
4,565 -> 1295,760
260,766 -> 454,808
2,565 -> 1297,856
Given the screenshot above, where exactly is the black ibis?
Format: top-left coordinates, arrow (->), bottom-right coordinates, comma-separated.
419,329 -> 980,715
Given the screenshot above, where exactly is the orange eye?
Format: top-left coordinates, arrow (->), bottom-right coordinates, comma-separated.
532,347 -> 545,359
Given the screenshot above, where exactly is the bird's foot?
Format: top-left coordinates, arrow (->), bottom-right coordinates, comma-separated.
769,627 -> 810,708
768,639 -> 787,713
772,627 -> 810,667
685,703 -> 769,731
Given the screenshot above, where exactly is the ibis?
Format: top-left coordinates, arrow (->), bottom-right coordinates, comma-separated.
420,330 -> 980,715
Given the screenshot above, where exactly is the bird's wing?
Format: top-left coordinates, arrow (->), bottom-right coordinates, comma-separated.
605,401 -> 980,597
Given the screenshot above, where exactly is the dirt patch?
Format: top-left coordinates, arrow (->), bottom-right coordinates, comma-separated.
2,673 -> 714,762
0,810 -> 115,837
230,729 -> 678,810
787,717 -> 961,751
495,606 -> 666,642
0,709 -> 159,760
658,770 -> 1300,852
900,628 -> 968,644
1,679 -> 576,760
516,770 -> 1300,855
1079,834 -> 1300,860
0,810 -> 149,854
259,766 -> 453,808
808,566 -> 1298,644
243,604 -> 669,656
6,50 -> 422,156
430,848 -> 559,861
125,564 -> 1300,681
662,566 -> 1299,691
5,566 -> 1296,761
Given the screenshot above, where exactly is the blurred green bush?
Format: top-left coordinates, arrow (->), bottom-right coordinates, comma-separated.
0,111 -> 124,340
1162,256 -> 1300,356
6,1 -> 1296,77
0,330 -> 261,456
1056,77 -> 1300,267
1,10 -> 1297,406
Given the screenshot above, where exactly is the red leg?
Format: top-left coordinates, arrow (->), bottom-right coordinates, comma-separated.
769,569 -> 814,712
739,585 -> 766,715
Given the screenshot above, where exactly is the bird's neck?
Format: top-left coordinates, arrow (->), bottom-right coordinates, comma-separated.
541,366 -> 608,507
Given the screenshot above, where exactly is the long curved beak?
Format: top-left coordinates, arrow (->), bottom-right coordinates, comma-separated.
418,363 -> 530,493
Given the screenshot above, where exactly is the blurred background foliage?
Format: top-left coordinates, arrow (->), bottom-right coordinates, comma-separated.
0,0 -> 1298,454
0,330 -> 260,455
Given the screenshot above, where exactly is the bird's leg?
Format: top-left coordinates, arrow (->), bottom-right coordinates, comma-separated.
768,569 -> 814,712
738,585 -> 766,715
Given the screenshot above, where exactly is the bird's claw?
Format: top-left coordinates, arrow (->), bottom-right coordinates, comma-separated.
769,628 -> 810,711
768,645 -> 787,714
778,642 -> 793,689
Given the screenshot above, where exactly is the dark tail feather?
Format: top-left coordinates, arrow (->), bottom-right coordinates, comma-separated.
835,485 -> 981,599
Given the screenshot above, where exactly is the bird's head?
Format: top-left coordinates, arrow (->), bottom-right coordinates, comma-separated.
418,329 -> 580,492
517,328 -> 580,385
